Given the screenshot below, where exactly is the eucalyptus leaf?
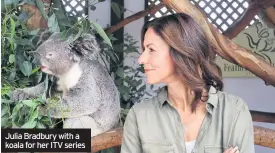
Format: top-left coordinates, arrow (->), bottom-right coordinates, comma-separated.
40,116 -> 51,125
111,2 -> 121,19
22,100 -> 39,108
82,19 -> 90,33
9,54 -> 15,63
1,105 -> 9,117
115,78 -> 123,86
29,108 -> 39,122
118,85 -> 130,95
116,68 -> 124,78
14,38 -> 32,46
1,0 -> 5,12
52,0 -> 71,29
21,120 -> 37,128
35,0 -> 48,20
21,0 -> 35,5
19,61 -> 32,77
36,122 -> 46,128
104,49 -> 118,62
72,28 -> 83,42
8,71 -> 16,81
10,17 -> 16,37
29,29 -> 40,36
31,66 -> 40,74
10,103 -> 23,122
1,99 -> 13,104
138,85 -> 146,92
49,21 -> 60,32
90,21 -> 113,48
48,14 -> 56,28
20,105 -> 30,116
61,28 -> 75,39
1,116 -> 10,128
4,0 -> 20,5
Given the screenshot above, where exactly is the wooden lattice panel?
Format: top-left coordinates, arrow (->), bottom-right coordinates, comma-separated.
62,0 -> 87,18
147,0 -> 260,32
147,0 -> 174,21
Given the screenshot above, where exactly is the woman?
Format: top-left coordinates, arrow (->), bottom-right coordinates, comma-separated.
121,13 -> 254,153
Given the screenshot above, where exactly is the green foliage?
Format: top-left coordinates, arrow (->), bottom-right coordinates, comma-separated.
1,0 -> 147,132
112,34 -> 148,109
1,1 -> 56,129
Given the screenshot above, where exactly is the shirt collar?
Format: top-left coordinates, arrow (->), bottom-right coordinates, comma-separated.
157,86 -> 219,112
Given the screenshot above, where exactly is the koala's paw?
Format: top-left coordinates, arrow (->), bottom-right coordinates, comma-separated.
11,89 -> 31,102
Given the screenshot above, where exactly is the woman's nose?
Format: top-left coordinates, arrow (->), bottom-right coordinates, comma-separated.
138,51 -> 148,65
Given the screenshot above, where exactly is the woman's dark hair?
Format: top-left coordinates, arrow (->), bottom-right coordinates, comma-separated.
141,13 -> 223,111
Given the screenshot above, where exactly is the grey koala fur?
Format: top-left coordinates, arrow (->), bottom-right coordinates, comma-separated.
12,32 -> 120,137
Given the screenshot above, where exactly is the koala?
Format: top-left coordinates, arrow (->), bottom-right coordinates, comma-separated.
12,32 -> 121,137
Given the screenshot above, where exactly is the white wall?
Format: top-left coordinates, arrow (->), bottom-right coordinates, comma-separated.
223,78 -> 275,153
88,0 -> 111,28
123,0 -> 145,70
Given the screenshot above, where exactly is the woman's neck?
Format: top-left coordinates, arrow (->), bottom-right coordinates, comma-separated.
167,81 -> 194,113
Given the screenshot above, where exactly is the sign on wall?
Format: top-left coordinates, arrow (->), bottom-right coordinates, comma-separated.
215,22 -> 275,77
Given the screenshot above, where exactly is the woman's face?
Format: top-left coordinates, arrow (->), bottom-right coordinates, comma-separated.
138,27 -> 177,84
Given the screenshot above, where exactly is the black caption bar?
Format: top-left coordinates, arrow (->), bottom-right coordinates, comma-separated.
1,129 -> 91,152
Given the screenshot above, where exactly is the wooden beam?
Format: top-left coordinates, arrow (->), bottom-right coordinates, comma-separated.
91,128 -> 123,152
223,0 -> 275,39
91,125 -> 275,152
251,110 -> 275,123
254,126 -> 275,148
105,2 -> 165,34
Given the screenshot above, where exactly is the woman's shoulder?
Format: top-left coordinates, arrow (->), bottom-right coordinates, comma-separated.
215,90 -> 249,112
131,96 -> 160,112
131,96 -> 165,114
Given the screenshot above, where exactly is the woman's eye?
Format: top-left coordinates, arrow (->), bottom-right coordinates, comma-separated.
149,48 -> 155,52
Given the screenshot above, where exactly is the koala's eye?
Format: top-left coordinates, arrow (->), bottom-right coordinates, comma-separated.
46,53 -> 53,59
47,53 -> 53,57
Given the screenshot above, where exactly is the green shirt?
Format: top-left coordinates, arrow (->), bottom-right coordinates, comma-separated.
121,86 -> 255,153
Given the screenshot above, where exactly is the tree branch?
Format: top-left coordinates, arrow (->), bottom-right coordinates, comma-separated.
105,2 -> 165,34
223,0 -> 275,39
164,0 -> 275,87
23,0 -> 51,30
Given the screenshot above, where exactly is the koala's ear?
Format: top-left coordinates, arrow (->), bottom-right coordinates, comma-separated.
69,53 -> 81,62
69,33 -> 101,60
36,30 -> 53,46
48,32 -> 62,41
